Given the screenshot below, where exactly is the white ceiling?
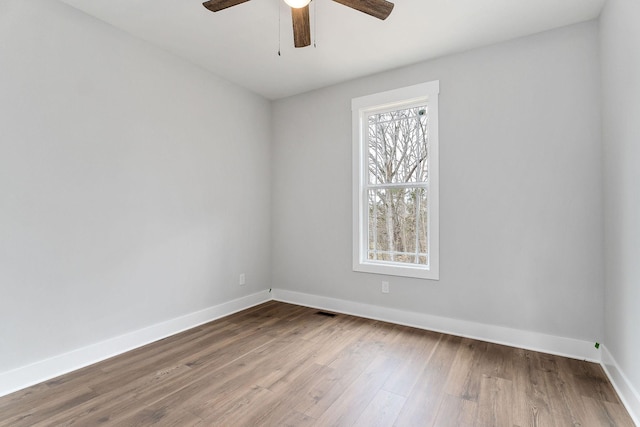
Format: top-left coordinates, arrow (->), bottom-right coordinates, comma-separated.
58,0 -> 605,99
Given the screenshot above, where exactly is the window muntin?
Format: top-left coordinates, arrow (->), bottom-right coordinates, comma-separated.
352,81 -> 439,280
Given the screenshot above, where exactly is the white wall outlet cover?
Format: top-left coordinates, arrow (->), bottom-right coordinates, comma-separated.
382,281 -> 390,293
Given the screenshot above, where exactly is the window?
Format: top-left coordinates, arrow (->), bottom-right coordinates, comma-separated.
352,81 -> 439,280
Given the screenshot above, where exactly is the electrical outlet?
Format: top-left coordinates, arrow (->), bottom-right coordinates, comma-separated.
239,273 -> 246,286
381,281 -> 389,294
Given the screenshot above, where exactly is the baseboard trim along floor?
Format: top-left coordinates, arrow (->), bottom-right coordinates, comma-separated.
601,346 -> 640,426
272,288 -> 639,425
0,300 -> 635,426
272,289 -> 600,362
0,290 -> 271,398
2,287 -> 638,425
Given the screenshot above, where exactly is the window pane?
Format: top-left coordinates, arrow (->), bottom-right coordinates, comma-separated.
367,187 -> 428,265
368,106 -> 429,185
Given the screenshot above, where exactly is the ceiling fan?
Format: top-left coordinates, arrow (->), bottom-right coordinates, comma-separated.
202,0 -> 394,48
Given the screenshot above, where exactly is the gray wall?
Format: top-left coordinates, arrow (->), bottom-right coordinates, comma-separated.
2,0 -> 625,397
0,0 -> 271,373
601,0 -> 640,396
272,22 -> 604,342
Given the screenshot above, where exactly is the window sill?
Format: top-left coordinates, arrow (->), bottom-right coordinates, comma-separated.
353,261 -> 439,280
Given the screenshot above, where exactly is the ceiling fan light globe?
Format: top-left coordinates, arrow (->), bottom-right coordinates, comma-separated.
284,0 -> 311,9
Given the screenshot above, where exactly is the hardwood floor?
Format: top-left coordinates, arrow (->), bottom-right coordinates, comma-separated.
0,301 -> 634,426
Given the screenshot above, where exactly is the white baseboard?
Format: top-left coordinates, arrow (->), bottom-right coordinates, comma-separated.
0,290 -> 271,398
601,346 -> 640,426
272,288 -> 601,362
8,288 -> 637,424
272,289 -> 640,423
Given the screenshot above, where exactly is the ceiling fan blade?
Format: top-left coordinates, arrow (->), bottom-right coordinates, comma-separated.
202,0 -> 250,12
291,5 -> 311,48
332,0 -> 394,20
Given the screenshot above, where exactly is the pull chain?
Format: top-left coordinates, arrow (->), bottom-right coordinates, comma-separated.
277,0 -> 281,56
313,0 -> 317,48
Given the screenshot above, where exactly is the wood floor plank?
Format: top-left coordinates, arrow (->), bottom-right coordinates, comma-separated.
312,317 -> 374,367
542,362 -> 590,426
273,409 -> 317,427
66,333 -> 279,424
352,389 -> 406,427
167,340 -> 306,419
232,363 -> 329,426
0,386 -> 97,427
602,400 -> 637,427
393,334 -> 461,426
581,396 -> 636,427
443,337 -> 483,401
199,385 -> 275,427
431,393 -> 478,427
187,343 -> 327,421
113,407 -> 203,427
0,302 -> 634,427
28,364 -> 195,427
382,327 -> 441,397
295,318 -> 401,419
312,354 -> 401,427
0,382 -> 51,412
475,375 -> 514,427
294,358 -> 368,418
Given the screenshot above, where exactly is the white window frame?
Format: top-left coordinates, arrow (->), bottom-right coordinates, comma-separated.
352,81 -> 440,280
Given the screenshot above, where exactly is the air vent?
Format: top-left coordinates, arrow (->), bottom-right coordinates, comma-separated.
315,311 -> 337,318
